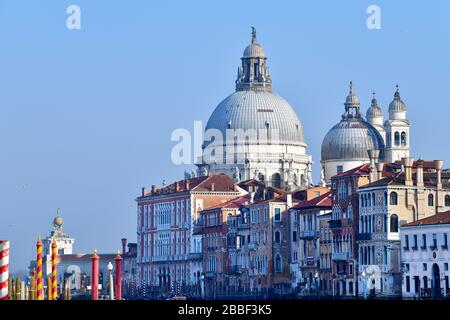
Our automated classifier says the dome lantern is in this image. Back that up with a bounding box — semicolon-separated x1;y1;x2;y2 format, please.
236;27;272;92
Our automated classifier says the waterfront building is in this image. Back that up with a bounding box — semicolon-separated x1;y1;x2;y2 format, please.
136;174;245;295
200;195;249;298
357;158;450;297
329;163;371;296
400;211;450;299
318;211;333;296
290;191;332;293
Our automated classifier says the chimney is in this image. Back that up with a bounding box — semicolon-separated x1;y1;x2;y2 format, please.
402;157;414;186
185;180;190;191
210;183;215;191
121;238;127;255
141;187;147;197
434;160;443;187
175;181;180;192
416;159;424;188
376;162;384;181
367;149;380;183
151;185;157;194
287;193;292;208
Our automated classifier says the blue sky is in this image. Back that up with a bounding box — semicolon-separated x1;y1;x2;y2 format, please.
1;0;450;271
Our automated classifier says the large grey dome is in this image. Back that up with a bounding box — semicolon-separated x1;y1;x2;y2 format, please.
205;90;305;146
321;118;385;161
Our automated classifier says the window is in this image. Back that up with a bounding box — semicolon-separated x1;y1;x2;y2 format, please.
272;173;282;189
444;233;448;250
406;276;410;292
390;192;398;205
384;192;388;206
292;231;297;242
274;230;281;244
401;132;407;146
413;234;418;250
428;194;434;207
432;233;437;249
394;131;400;146
275;254;282;272
390;214;399;233
404;235;409;250
337;165;343;174
445;195;450;207
423;263;427;271
274;208;281;221
444;263;449;271
422;234;427;250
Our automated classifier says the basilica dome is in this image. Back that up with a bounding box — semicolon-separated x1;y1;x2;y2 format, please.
321;118;385;161
205;90;305;146
199;28;312;189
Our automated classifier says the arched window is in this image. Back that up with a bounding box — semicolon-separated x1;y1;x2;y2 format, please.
390;192;398;205
390;214;399;233
428;194;434;207
394;132;400;146
445;195;450;207
272;173;281;188
384;192;388;206
274;230;281;244
275;254;282;272
401;132;407;146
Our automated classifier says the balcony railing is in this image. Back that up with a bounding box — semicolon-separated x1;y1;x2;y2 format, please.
205;271;216;279
411;245;418;251
187;252;202;260
329;220;342;229
356;233;371;241
429;245;438;251
299;230;319;239
332;252;349;261
442;244;449;250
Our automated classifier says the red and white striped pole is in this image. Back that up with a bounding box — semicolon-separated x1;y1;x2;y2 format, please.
36;235;43;300
0;240;10;300
51;240;58;300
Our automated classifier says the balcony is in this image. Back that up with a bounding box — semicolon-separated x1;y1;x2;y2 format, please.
187;252;202;260
429;245;438;251
329;220;342;229
205;271;216;279
442;244;448;251
356;233;371;241
420;245;427;251
247;243;257;250
299;230;319;239
332;252;349;261
403;246;410;252
411;245;418;251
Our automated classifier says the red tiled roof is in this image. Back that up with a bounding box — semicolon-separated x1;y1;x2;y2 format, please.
139;174;238;198
402;211;450;227
201;195;249;211
332;164;371;179
292;192;332;209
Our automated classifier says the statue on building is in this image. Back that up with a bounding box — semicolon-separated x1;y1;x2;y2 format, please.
319;168;327;187
201;167;208;177
233;166;241;182
191;169;197;178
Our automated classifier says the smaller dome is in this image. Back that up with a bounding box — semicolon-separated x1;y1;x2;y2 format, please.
54;216;63;227
243;43;265;58
389;87;406;112
344;81;360;107
366;94;383;118
243;27;266;58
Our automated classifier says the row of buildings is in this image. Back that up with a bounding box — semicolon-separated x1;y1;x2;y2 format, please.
135;156;450;298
